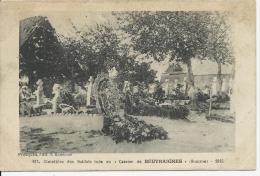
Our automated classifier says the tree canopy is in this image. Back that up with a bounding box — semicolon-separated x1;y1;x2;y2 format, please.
20;13;233;92
116;11;233;87
204;13;234;90
205;13;234;65
118;12;210;62
19;17;64;86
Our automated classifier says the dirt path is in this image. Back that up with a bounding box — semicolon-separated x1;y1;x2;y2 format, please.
20;112;234;153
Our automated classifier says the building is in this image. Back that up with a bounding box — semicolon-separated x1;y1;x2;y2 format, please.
160;61;233;93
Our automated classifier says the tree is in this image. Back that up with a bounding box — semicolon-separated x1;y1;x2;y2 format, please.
116;44;156;87
19;16;65;87
58;22;124;92
117;11;211;87
59;36;88;88
116;58;157;88
206;13;234;91
70;22;157;88
75;23;122;76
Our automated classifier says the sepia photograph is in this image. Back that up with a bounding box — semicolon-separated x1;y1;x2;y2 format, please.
19;11;236;153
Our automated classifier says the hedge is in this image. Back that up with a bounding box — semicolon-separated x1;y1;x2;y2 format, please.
127;101;189;119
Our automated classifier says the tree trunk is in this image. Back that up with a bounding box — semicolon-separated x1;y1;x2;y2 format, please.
217;62;222;92
186;59;194;88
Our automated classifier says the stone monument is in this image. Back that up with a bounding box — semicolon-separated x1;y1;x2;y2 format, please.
86;76;94;106
52;84;61;114
35;79;44;106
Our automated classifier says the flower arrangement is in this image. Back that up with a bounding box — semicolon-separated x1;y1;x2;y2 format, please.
127;100;190;119
124;90;190;119
94;74;168;144
103;114;168;144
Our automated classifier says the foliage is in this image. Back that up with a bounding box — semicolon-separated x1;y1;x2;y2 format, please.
204;13;234;91
131;62;156;86
41;76;65;98
168;84;189;100
206;114;234;123
118;12;211;61
74;92;87;108
205;13;234;65
196;90;230;104
117;11;212;85
196;91;210;102
115;53;157;88
196;102;210;113
212;91;230;103
69;23;122;76
126;92;190;119
60;23;158;89
59;36;90;83
20;18;125;89
20;17;158;95
99;80;123;116
153;85;165;103
93;73;123;116
19;17;65;87
197;91;230;112
103;114;168;144
131;103;190;119
19;101;33;116
166;62;183;72
60;81;76;107
94;73;168;144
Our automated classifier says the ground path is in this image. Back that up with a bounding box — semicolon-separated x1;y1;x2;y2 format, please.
20;111;234;153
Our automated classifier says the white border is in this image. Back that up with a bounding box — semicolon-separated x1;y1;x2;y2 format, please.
1;0;259;175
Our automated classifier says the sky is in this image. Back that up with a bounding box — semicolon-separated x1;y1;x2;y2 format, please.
48;12;114;38
47;13;233;80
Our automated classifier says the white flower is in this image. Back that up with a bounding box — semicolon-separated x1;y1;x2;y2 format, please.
114;117;120;122
116;122;123;127
144;128;150;133
142;132;147;136
35;43;40;48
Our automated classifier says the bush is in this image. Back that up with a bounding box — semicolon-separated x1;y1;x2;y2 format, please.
212;92;230;103
196;91;210;102
128;101;189;119
42;76;64;98
60;81;76;107
125;90;189;119
102;114;168;144
197;101;230;113
74;94;86;107
160;105;189;119
153;86;165;103
168;84;189;100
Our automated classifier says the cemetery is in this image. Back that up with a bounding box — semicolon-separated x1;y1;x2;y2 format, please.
19;13;235;153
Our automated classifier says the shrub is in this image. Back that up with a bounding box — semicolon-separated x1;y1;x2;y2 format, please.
196;91;210;102
74;94;86;107
125;90;190;119
197;101;230;113
160;105;190;119
212;92;230;103
153;86;165;103
60;81;76;107
128;101;189;119
42;76;64;98
168;84;189;100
